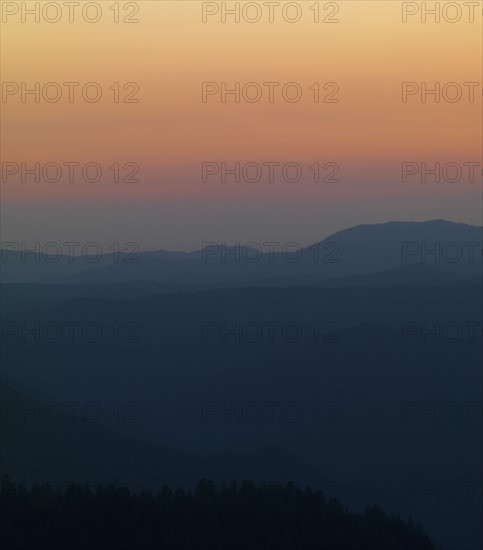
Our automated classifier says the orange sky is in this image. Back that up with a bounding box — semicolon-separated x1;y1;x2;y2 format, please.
0;1;481;248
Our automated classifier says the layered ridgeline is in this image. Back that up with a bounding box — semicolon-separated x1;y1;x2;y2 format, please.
1;220;481;285
0;478;436;550
1;219;481;550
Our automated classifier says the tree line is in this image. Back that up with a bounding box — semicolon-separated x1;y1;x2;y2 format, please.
0;477;437;550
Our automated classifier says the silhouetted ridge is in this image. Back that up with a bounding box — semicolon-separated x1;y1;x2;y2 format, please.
0;478;436;550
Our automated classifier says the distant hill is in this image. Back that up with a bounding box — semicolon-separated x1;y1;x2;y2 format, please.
1;220;480;284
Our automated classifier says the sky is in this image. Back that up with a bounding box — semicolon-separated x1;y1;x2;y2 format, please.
1;0;481;250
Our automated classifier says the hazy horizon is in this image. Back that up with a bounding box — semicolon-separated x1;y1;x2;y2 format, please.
2;1;481;249
2;202;481;251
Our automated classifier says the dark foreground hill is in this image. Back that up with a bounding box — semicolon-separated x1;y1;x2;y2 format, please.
0;478;436;550
1;280;481;550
